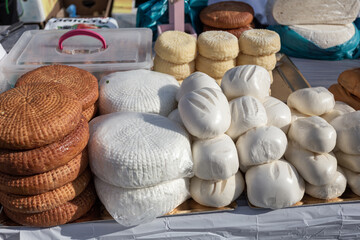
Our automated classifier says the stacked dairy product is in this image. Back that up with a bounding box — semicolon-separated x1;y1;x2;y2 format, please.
92;70;193;226
195;31;238;84
237;29;281;86
221;65;304;209
285;87;347;200
267;0;360;59
153;31;196;83
175;71;244;208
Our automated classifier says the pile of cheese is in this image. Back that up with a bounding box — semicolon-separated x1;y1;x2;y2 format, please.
92;69;193;226
153;29;280;84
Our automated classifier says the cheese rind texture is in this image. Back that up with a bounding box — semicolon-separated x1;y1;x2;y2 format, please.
236;126;287;168
99;70;179;116
330;111;360;155
263;96;291;133
305;167;347;200
176;72;221;102
178;87;231;139
285;141;337;186
334;151;360;173
239;29;281;56
321;101;355;123
95;177;190;226
221;65;271;101
89;112;193;188
289;24;355;49
192;134;239;181
288;116;337;154
287;87;335;116
227;96;267;140
153;56;195;80
237;53;276;71
269;0;360;25
190;171;245;208
154;31;197;64
246;159;305;209
198;31;239;61
196;55;236;79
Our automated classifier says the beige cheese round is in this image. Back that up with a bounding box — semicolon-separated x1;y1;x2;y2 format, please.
246;159;305;209
153;55;195;80
305;166;347;200
198;31;239;61
154;31;197;64
239;29;281;56
196;55;236;79
190;172;245;208
237;53;277;71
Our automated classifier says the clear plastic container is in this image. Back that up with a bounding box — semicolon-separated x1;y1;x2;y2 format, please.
1;28;153;87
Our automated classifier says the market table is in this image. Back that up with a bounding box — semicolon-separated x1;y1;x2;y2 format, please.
1;57;360;239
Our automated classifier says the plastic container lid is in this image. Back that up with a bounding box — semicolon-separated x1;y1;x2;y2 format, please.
2;28;153;84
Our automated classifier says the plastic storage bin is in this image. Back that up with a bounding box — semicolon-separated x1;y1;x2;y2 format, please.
1;28;153;87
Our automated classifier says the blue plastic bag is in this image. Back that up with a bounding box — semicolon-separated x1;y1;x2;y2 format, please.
136;0;207;41
268;24;360;60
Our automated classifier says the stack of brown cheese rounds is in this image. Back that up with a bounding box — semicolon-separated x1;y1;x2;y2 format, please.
237;29;281;86
153;31;197;83
200;1;254;38
329;68;360;110
16;65;99;122
0;81;96;227
196;31;239;84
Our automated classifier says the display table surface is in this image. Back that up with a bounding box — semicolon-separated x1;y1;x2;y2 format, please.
1;55;360;239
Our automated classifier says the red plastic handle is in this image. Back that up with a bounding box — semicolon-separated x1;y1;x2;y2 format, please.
58;29;107;50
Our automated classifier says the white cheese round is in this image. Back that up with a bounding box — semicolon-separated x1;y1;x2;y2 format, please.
95;176;190;227
226;96;267;140
263;96;291;133
321;101;355;123
221;65;271;101
192;134;239;181
89;112;193;188
342;167;360;196
178;87;231;139
287;87;335;116
236;126;287;168
284;141;337;186
288;116;337;154
305;166;347;200
190;171;245;208
99;69;179;116
290;108;309;123
334;151;360;173
330;111;360;155
246;159;305;209
167;108;184;127
176;71;221;102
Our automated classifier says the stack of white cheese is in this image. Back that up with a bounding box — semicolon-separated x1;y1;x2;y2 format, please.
90;70;194;226
174;71;245;208
268;0;360;50
221;65;304;209
285;87;349;200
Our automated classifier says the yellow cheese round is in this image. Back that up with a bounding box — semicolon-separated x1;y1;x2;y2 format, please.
196;55;236;79
239;29;280;56
153;55;195;80
237;53;276;71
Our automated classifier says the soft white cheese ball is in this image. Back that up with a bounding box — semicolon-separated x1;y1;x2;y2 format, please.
321;101;355;123
190;171;245;208
305;166;347;200
290;108;309;123
176;72;221;102
263;96;291;133
287;87;335;116
178;87;231;139
330;111;360;155
89;112;193;188
167;109;184;127
99;70;179;116
246;159;305;209
236;126;287;169
288;116;337;154
342;167;360;196
221;65;271;101
226;96;267;140
285;141;337;186
334;151;360;173
193;134;239;181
